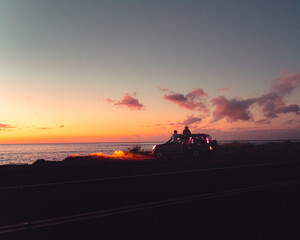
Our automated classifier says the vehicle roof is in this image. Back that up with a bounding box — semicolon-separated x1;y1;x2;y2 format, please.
191;133;210;136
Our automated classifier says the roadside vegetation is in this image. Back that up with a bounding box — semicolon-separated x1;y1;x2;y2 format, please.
27;141;300;165
214;141;300;162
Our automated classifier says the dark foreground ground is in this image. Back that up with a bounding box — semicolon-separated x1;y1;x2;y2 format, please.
0;142;300;240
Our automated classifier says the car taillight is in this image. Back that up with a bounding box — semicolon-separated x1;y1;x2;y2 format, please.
206;137;209;144
152;145;156;151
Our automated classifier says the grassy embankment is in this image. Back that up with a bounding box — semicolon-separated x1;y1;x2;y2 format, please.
214;141;300;162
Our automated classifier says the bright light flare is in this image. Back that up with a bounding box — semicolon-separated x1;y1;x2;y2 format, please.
90;150;130;159
70;150;151;161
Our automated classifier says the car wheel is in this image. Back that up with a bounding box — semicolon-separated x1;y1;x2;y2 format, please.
155;151;164;159
192;150;200;158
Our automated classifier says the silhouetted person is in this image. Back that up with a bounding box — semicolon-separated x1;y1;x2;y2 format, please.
169;130;179;143
181;126;191;153
183;126;191;140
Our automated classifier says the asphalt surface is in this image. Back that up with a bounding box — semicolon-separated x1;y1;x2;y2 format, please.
1;159;300;240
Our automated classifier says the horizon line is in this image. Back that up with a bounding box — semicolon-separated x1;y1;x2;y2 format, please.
1;139;300;145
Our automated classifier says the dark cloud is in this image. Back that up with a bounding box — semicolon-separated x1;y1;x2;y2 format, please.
271;72;300;95
255;72;300;118
159;72;299;123
0;124;15;131
111;94;145;111
164;88;209;113
256;118;272;125
283;119;300;125
211;96;256;121
181;115;202;125
154;115;202;131
257;93;299;118
186;88;208;99
212;72;300;122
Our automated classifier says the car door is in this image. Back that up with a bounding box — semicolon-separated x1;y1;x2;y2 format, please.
167;136;181;155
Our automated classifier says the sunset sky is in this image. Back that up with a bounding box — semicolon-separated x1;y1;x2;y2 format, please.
1;0;300;144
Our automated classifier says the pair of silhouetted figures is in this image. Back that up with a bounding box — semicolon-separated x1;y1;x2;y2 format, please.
169;126;191;153
169;126;191;147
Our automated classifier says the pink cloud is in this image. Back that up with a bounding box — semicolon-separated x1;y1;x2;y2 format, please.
212;93;300;122
283;119;299;125
212;72;300;122
164;88;209;113
181;115;202;125
256;72;300;118
271;72;300;95
0;123;15;131
217;87;231;91
257;93;300;119
154;115;202;130
158;86;169;92
256;118;272;125
106;98;115;103
211;96;256;121
186;88;208;99
113;94;145;111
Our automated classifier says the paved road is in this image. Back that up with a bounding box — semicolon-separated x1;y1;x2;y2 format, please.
1;160;300;240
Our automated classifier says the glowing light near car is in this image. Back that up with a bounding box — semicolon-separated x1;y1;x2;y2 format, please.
90;150;126;158
69;150;151;160
206;137;210;144
209;146;213;151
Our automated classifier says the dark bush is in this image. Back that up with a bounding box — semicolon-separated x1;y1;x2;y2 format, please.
127;144;143;153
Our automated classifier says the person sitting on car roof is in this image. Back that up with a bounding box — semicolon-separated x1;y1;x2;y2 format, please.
183;126;191;141
181;126;191;153
169;130;179;143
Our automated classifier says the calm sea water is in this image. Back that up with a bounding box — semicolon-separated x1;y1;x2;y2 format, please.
0;142;161;165
0;140;298;165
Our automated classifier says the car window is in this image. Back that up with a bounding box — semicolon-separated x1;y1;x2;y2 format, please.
195;135;205;141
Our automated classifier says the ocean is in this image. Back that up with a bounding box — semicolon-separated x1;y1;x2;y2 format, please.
0;140;298;165
0;142;161;165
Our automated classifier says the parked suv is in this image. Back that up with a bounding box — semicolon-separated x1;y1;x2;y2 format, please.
152;134;217;159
